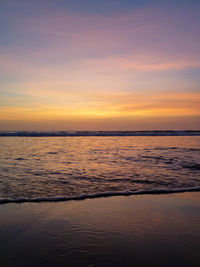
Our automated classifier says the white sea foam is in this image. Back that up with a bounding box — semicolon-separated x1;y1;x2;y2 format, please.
0;187;200;204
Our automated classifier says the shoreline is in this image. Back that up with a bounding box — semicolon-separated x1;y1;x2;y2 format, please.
1;186;200;204
0;192;199;267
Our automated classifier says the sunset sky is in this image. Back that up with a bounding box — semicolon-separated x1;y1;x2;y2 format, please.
0;0;200;130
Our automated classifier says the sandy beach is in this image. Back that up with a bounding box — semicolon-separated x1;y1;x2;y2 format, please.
0;192;199;267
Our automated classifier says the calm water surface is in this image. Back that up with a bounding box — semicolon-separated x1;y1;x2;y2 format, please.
0;136;200;201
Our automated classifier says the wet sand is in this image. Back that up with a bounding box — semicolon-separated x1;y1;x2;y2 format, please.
0;192;200;267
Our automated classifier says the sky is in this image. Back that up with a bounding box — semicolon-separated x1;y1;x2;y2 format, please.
0;0;200;131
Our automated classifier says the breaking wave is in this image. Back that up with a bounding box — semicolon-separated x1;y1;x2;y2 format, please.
0;186;200;204
0;130;200;137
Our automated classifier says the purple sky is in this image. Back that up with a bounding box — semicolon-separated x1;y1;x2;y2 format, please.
0;0;200;130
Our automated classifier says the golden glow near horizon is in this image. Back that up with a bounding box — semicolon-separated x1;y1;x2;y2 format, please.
1;91;199;120
0;1;200;130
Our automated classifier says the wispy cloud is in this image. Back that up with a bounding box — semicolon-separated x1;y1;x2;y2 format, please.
0;1;200;130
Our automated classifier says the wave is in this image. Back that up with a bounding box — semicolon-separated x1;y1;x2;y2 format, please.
182;164;200;170
0;186;200;204
0;131;200;137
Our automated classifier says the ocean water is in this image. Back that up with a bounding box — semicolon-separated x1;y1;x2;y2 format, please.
0;134;200;203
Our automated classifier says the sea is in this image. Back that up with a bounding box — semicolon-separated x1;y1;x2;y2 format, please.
0;131;200;203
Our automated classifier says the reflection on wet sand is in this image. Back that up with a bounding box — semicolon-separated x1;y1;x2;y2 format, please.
0;192;199;267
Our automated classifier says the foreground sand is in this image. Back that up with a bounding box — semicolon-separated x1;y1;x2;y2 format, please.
0;192;200;267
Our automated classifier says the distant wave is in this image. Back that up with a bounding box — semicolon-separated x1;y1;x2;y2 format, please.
182;164;200;170
0;131;200;137
1;187;200;204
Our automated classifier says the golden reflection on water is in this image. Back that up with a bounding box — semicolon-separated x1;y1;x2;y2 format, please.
0;136;199;199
